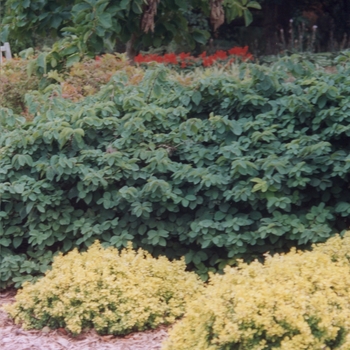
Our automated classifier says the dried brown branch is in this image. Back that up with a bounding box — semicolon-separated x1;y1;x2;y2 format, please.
141;0;161;33
210;0;225;34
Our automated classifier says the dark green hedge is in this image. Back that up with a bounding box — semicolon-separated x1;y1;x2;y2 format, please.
1;53;350;288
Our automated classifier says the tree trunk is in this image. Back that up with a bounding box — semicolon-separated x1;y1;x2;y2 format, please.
125;34;137;63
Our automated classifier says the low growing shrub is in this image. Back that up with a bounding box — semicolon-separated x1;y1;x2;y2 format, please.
0;53;141;116
0;58;40;116
3;241;203;335
49;54;143;101
162;232;350;350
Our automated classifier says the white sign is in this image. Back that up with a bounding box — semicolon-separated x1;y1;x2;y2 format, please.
0;42;12;63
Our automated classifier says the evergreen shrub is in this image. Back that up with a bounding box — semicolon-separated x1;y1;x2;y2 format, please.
3;241;203;335
1;54;350;288
162;232;350;350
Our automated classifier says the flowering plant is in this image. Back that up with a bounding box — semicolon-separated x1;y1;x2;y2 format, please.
134;46;253;68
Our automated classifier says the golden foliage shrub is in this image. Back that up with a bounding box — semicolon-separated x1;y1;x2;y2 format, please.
312;232;350;265
57;54;144;101
3;242;203;335
0;58;39;116
163;232;350;350
0;54;144;115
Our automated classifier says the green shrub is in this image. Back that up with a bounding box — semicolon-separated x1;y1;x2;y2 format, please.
3;241;203;335
1;53;350;288
162;232;350;350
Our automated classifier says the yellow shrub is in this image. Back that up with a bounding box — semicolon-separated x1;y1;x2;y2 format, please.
163;232;350;350
58;54;144;101
0;58;39;116
3;241;203;335
312;231;350;265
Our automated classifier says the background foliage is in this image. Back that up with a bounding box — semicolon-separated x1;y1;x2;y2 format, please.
1;51;350;288
0;0;260;60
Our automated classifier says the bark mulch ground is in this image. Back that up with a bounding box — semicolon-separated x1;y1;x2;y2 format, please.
0;289;169;350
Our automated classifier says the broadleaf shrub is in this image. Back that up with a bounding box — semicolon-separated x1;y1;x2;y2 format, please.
1;53;350;287
3;241;203;335
162;232;350;350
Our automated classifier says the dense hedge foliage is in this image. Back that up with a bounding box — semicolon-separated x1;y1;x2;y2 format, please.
1;52;350;288
3;241;203;335
162;232;350;350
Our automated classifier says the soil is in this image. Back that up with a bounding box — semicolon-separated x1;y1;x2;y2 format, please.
0;289;170;350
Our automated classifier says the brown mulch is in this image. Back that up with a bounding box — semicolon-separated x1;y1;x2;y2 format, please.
0;289;169;350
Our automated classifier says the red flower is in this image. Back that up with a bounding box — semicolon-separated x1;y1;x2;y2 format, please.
228;46;247;56
202;55;215;67
163;53;178;65
134;54;145;63
227;46;253;61
178;52;191;61
213;50;227;60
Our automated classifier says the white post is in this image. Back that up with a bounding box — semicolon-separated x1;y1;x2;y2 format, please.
0;42;12;63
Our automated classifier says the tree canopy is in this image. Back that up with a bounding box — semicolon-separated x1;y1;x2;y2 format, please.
0;0;261;57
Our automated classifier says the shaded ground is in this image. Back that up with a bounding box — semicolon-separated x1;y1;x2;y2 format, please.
0;290;169;350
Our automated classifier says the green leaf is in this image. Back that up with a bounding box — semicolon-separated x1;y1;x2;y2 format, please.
247;1;261;9
27;60;36;77
63;239;73;251
153;83;162;97
201;220;213;228
192;29;209;45
66;53;80;67
214;211;226;221
317;95;327;109
13;237;23;249
13;183;25;194
98;13;113;29
243;9;253;26
251;178;268;193
46;168;55;181
37;53;47;74
132;0;143;14
192;91;202;106
0;238;11;247
231;121;242;135
26;202;35;214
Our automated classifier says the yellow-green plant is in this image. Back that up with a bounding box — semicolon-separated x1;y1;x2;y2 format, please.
162;232;350;350
0;57;39;116
49;54;144;102
312;232;350;265
3;241;203;335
